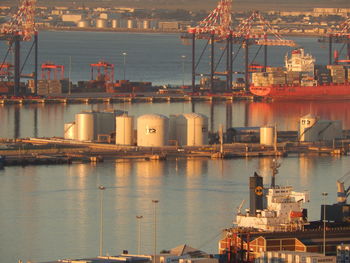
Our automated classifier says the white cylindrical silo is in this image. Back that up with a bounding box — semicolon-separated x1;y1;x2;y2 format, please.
111;19;119;28
64;122;76;140
96;19;107;28
176;113;208;146
77;20;89;28
127;19;134;29
116;114;134;145
299;114;318;142
75;112;96;141
260;126;275;146
143;20;150;29
137;114;169;147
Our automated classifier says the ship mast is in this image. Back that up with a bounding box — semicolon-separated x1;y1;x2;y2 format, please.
271;159;280;188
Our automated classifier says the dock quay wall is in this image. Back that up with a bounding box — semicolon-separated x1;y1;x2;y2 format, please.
0;138;348;167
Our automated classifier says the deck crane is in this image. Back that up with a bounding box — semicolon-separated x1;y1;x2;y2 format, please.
337;171;350;204
323;171;350;223
0;0;37;96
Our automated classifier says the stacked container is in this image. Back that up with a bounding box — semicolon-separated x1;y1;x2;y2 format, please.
286;71;301;85
315;65;331;85
48;80;62;94
327;65;346;84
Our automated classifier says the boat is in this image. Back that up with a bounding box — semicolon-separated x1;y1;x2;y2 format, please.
249;48;350;100
234;160;310;232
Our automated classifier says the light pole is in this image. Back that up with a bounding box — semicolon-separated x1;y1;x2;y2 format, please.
322;192;328;256
152;200;159;263
181;55;186;86
136;215;143;254
122;52;127;80
99;185;106;257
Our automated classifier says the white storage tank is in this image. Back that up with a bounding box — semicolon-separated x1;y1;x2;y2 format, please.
176;113;208;146
143;20;150;29
75;112;96;141
299;114;318;142
96;19;107;28
127;19;134;29
260;126;275;146
77;20;89;28
111;19;119;28
137;114;169;146
64;122;76;140
116;114;134;145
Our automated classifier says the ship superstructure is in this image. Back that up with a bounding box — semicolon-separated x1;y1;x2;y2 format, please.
285;48;315;74
235;166;309;232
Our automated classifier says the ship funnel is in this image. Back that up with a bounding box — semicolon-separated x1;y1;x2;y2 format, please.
249;172;264;216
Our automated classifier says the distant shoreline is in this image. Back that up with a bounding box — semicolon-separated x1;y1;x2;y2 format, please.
38;26;326;38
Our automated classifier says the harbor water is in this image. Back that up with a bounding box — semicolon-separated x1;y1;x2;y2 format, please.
0;32;350;263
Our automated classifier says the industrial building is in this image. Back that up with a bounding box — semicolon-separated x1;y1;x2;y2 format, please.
299;114;343;142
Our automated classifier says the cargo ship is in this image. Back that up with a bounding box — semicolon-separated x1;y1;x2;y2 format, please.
250;49;350;100
218;161;350;258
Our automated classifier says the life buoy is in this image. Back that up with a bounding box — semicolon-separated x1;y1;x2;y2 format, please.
255;186;263;196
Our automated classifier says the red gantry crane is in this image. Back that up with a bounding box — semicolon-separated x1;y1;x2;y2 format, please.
184;0;297;92
41;63;65;80
0;0;37;96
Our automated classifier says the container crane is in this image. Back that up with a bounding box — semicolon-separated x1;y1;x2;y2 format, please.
0;0;37;96
318;17;350;65
183;0;297;93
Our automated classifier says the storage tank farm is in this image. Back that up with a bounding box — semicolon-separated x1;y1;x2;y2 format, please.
116;114;134;145
260;126;275;146
175;113;208;146
137;114;169;147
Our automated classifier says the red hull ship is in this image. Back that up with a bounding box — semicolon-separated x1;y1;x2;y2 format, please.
250;83;350;100
249;48;350;100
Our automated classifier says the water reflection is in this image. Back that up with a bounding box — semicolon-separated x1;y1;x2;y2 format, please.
248;101;350;130
185;159;208;177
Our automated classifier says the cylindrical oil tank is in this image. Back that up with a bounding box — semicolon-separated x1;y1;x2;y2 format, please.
260;126;275;146
111;19;119;28
77;20;89;28
137;114;169;147
64;122;76;140
127;19;134;29
299;114;318;142
143;20;150;29
96;111;116;136
96;19;107;28
176;113;208;146
75;112;96;141
116;114;134;145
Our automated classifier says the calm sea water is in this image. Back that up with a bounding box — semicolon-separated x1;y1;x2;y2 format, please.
0;32;350;263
